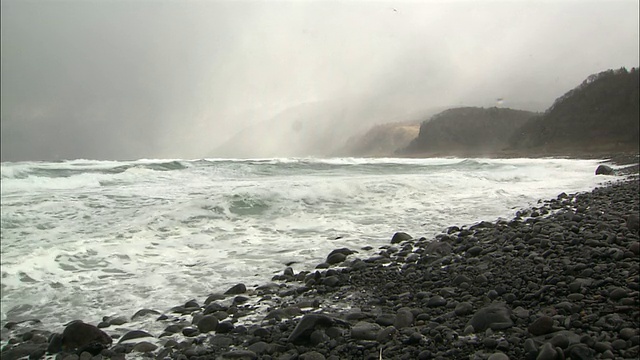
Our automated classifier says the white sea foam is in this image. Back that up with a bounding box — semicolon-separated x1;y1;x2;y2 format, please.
0;157;617;333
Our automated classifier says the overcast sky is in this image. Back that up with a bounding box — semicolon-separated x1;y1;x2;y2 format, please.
1;0;638;161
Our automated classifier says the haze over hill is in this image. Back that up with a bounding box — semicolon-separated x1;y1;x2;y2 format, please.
1;0;638;161
509;67;640;154
342;67;639;158
400;107;537;156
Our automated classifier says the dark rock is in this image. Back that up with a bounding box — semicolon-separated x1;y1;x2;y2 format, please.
467;246;483;256
536;342;557;360
528;316;554;336
427;295;447;307
132;342;157;353
205;293;225;304
118;330;154;343
184;299;200;308
224;283;247;295
60;321;112;354
376;326;397;343
391;232;412;244
216;322;234;334
620;328;637;340
393;309;414;329
626;214;639;233
1;343;48;360
595;165;615;175
131;309;161;320
567;344;594;360
609;287;628;300
299;351;326;360
219;350;258;359
487;353;510;360
350;321;381;340
181;328;199;337
467;303;513;332
454;302;473;316
287;314;335;343
196;315;218;333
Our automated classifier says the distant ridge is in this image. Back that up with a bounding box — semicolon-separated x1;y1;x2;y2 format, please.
400;107;537;156
508;67;639;154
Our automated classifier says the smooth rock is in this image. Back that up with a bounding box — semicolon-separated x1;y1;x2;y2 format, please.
350;321;382;340
528;316;554;336
61;321;112;354
391;232;412;244
467;303;513;331
287;314;335;343
196;315;219;333
224;283;247;295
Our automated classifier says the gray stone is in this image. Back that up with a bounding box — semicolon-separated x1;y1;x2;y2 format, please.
454;302;473;316
224;283;247;295
132;341;158;352
196;315;219;333
62;321;113;354
118;330;154;343
427;295;447;307
487;353;509;360
287;314;335;343
350;321;382;340
595;165;614;175
467;303;513;332
536;342;557;360
528;316;554;336
393;309;414;329
391;232;412;244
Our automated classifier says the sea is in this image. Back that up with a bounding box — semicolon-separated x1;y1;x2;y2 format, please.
0;157;620;334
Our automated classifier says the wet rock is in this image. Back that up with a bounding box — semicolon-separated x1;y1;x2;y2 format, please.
224;283;247;295
528;316;554;336
299;350;326;360
595;164;614;175
467;303;513;332
488;353;510;360
287;314;335;343
118;330;154;343
350;321;381;340
131;308;161;320
216;321;234;334
196;315;219;333
536;342;557;360
393;309;414;329
391;232;412;244
60;321;112;354
1;343;48;360
453;301;473;316
132;342;157;353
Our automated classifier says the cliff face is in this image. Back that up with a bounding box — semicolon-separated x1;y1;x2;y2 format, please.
335;122;420;157
401;107;537;155
509;68;639;153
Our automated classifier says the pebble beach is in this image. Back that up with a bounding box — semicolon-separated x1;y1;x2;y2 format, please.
1;162;639;360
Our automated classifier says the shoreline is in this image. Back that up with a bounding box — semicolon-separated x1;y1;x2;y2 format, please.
1;173;638;359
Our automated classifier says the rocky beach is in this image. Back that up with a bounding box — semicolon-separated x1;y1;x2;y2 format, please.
1;161;639;360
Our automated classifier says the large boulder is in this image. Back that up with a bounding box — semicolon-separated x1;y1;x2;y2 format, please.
467;303;513;332
59;321;112;355
287;314;336;344
595;164;615;175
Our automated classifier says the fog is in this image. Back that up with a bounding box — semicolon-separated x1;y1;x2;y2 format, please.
1;0;638;161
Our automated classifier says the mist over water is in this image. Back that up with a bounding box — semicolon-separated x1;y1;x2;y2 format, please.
1;0;639;161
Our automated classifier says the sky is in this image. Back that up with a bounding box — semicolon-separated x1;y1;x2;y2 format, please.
1;0;638;161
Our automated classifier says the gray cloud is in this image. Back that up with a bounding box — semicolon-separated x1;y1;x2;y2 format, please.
1;0;638;161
